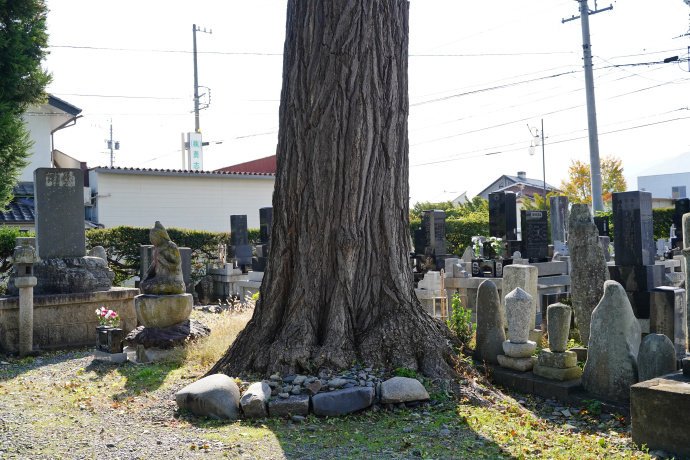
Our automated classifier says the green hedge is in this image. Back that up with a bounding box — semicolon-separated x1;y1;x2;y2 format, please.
85;226;260;286
410;212;489;257
652;207;674;241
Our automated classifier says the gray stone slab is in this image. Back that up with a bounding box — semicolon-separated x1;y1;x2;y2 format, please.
550;195;569;244
612;191;655;266
268;393;310;417
533;363;582;381
538;349;577;368
34;168;86;259
650;286;687;356
312;386;375;416
241;382;271;419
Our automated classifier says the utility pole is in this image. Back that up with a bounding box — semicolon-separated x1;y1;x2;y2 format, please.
192;24;212;133
563;1;612;213
105;119;119;167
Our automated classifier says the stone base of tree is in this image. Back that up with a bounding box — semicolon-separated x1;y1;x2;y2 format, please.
125;319;210;349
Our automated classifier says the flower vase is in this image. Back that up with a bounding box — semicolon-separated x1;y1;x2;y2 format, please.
96;326;124;354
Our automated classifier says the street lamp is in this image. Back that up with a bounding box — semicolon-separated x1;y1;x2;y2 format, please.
527;119;547;211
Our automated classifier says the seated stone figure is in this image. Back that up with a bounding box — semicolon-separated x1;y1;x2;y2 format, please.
140;221;185;295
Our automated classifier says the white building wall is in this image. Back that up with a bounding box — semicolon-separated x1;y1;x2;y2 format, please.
19;115;52;181
638;172;690;199
90;171;274;231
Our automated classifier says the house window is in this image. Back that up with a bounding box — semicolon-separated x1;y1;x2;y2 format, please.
672;186;686;199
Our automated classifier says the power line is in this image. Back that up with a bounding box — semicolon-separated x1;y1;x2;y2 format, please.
410;115;690;167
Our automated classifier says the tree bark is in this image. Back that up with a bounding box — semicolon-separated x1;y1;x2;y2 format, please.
208;0;459;378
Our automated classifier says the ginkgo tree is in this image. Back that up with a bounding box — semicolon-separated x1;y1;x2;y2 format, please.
560;155;627;204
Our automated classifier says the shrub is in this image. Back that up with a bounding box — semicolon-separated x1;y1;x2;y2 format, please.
85;226;258;286
447;293;475;348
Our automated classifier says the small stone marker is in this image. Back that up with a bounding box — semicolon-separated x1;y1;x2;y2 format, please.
637;334;677;382
568;203;609;346
501;264;539;332
582;281;641;402
497;288;537;372
533;303;582;381
474;280;506;365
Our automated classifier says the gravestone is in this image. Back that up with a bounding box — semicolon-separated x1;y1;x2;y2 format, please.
474;280;506;365
497;288;538;372
228;215;252;271
637;333;677;382
415;210;449;271
549;195;569;244
489;191;517;241
609;191;666;332
533;303;582;381
421;210;447;256
582;281;641;403
34;168;85;259
674;198;690;249
684;213;690;350
568;203;609;346
521;210;548;260
593;215;609;237
612;191;654;266
656;239;668;258
253;207;272;272
650;286;687;356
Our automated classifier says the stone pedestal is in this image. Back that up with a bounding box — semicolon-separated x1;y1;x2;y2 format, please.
134;294;193;328
533;349;582;381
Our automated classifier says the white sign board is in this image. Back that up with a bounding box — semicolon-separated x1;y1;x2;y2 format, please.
187;132;203;171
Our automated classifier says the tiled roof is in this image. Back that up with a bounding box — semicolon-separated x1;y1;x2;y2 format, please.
91;166;274;177
12;182;34;196
0;197;35;223
215;155;276;174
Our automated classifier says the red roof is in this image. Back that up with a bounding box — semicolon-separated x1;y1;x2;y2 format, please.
215;155;276;174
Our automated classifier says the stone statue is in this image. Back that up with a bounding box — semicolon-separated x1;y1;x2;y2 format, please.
140;222;185;295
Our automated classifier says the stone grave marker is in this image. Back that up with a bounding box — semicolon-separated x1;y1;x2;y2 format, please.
228;215;252;270
34;168;86;259
253;207;273;272
421;210;447;256
650;286;687;356
593;215;609;237
656;239;668;258
521;210;548;260
612;191;655;266
549;195;569;244
674;198;690;248
489;191;517;241
568;203;609;347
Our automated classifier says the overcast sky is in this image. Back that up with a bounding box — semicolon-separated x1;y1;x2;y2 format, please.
41;0;690;205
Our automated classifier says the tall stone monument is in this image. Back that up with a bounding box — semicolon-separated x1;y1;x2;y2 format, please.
549;195;569;245
521;210;548;261
608;191;667;339
474;280;506;365
673;198;690;249
228;215;252;272
8;168;114;295
414;210;449;271
489;191;517;242
568;203;609;346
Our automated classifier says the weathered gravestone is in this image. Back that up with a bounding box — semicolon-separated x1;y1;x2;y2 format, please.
568;203;609;346
497;288;537;372
474;280;506;365
637;333;677;382
549;195;569;245
650;286;687;357
521;210;548;261
252;207;272;272
533;303;582;381
228;215;252;271
501;265;539;333
582;280;641;402
489;191;517;242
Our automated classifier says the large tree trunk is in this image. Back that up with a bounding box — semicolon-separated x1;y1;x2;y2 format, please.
209;0;459;378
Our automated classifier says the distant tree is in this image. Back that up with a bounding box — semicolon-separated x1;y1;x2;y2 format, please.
560;155;626;204
0;0;52;208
